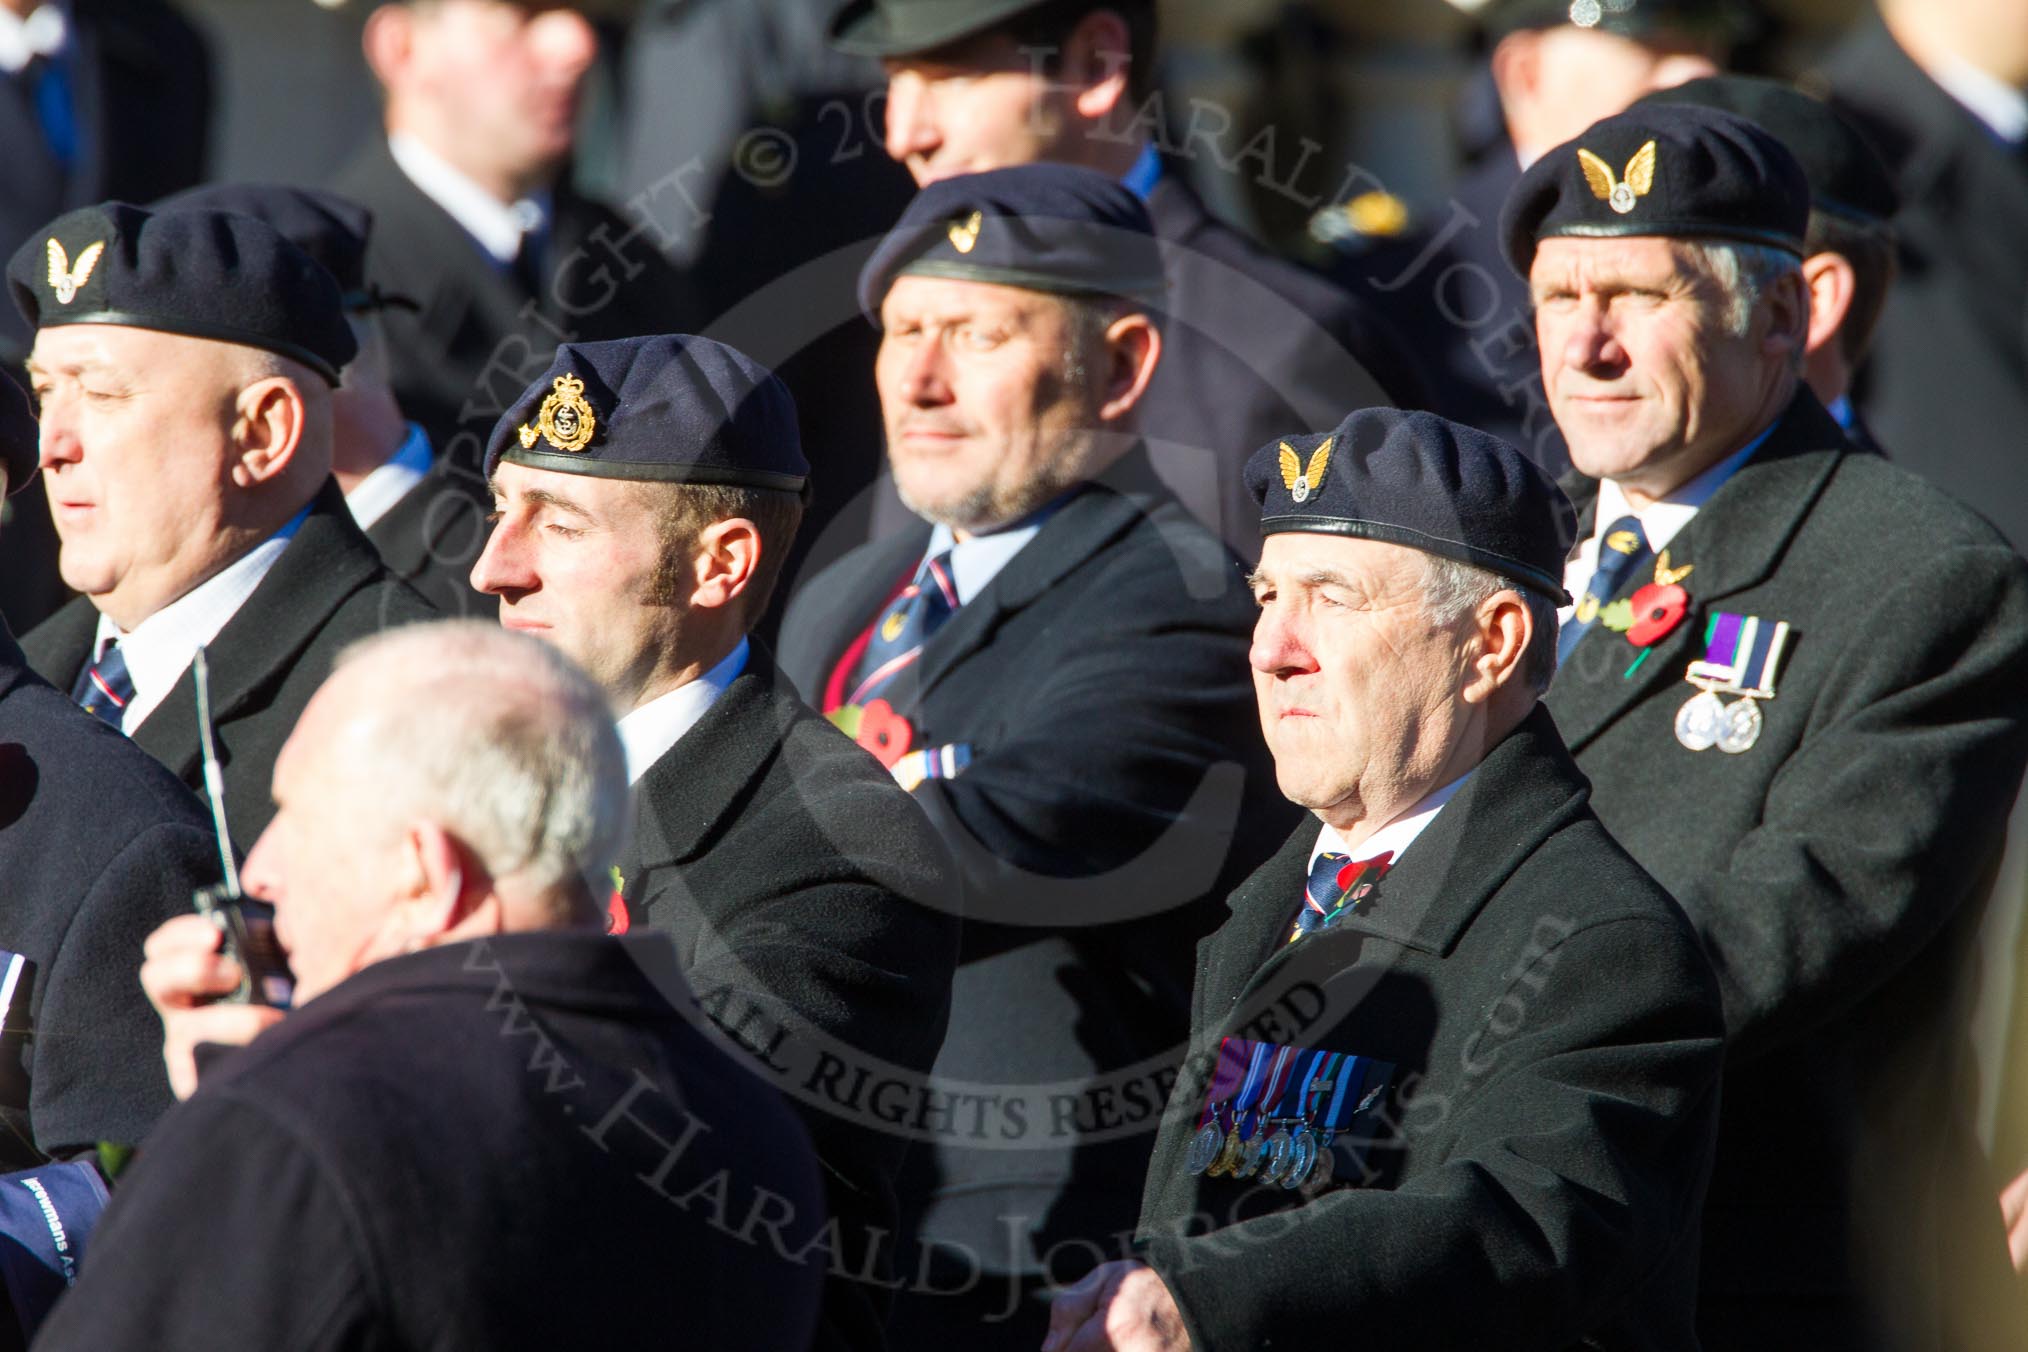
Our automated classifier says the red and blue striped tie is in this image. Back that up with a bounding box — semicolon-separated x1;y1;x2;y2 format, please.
71;639;133;729
843;550;959;708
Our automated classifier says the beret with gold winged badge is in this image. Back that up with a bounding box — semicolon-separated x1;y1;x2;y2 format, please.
1498;102;1810;277
1245;407;1576;605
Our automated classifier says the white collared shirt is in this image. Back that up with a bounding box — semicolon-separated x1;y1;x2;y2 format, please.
1927;48;2028;145
344;422;433;531
616;638;749;784
1306;772;1470;875
1558;424;1774;627
92;507;309;732
0;3;65;76
387;133;549;266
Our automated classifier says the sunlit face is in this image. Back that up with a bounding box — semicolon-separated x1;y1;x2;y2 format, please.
29;325;258;628
402;0;597;186
1248;534;1474;831
1531;235;1774;496
470;461;683;711
242;674;410;1005
881;35;1078;185
1520;26;1719;153
876;273;1106;532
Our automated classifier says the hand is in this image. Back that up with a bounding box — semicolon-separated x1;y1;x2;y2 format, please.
140;914;286;1099
1042;1260;1191;1352
2001;1163;2028;1273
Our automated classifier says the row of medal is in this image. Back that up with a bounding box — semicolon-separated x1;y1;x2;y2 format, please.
1184;1039;1391;1192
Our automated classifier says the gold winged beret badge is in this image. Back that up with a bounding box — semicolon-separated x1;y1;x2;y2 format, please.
1577;140;1658;216
517;373;598;454
46;238;105;306
947;210;983;254
1277;436;1334;504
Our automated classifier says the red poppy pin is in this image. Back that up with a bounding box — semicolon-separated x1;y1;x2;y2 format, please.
1625;582;1689;647
854;699;915;769
606;865;630;935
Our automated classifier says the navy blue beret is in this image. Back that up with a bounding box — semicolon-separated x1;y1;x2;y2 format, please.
858;163;1165;321
0;370;35;499
1636;76;1898;226
1246;408;1576;605
156;183;376;303
1482;0;1751;41
1499;103;1811;277
484;335;809;495
7;202;357;384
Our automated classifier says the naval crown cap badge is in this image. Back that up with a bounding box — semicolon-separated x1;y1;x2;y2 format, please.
1577;140;1658;216
1277;436;1334;505
46;238;105;306
517;372;597;453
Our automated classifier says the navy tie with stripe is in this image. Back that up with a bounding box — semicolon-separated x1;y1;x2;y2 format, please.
1558;514;1652;663
72;640;133;729
843;550;959;708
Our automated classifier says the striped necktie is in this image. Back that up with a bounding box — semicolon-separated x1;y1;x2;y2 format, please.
1289;850;1393;943
1558;514;1652;662
71;639;133;729
842;550;959;708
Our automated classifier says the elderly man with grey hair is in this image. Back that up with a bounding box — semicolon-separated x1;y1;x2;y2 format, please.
1511;103;2028;1350
33;622;828;1352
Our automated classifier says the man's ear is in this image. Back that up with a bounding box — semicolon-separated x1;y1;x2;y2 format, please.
1463;589;1532;704
1762;264;1813;362
1096;312;1161;423
229;377;306;488
1488;31;1543;113
362;4;415;91
1800;251;1855;359
689;516;763;613
400;819;482;940
1063;9;1134;122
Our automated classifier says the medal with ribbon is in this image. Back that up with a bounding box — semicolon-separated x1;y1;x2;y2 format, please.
1288;1054;1394;1191
1204;1041;1272;1177
1234;1045;1300;1179
1280;1051;1341;1190
1674;611;1790;754
1258;1050;1330;1186
1184;1038;1249;1177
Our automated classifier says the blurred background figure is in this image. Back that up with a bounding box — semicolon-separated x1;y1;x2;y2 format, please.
1329;0;1740;475
0;0;212;639
332;0;698;464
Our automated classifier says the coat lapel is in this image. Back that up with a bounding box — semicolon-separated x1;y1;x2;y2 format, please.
132;482;390;780
1550;391;1848;754
625;658;796;869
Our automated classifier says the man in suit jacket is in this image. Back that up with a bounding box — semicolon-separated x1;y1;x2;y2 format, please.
1046;407;1725;1352
0;0;213;637
470;333;957;1352
830;0;1423;560
776;164;1294;1349
1512;103;2028;1350
157;182;496;619
0;369;218;1174
1818;0;2028;551
334;1;700;467
43;623;827;1352
10;202;436;846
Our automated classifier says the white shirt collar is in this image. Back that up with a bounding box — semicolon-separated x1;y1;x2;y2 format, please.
344;422;432;531
616;638;749;784
0;4;67;76
1926;48;2028;145
1306;771;1470;873
1560;421;1773;621
93;506;310;733
387;132;550;266
922;497;1071;605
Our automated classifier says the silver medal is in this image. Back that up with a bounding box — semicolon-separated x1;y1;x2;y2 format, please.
1185;1122;1223;1176
1235;1126;1271;1179
1258;1127;1294;1185
1717;697;1763;754
1674;688;1725;751
1281;1128;1317;1190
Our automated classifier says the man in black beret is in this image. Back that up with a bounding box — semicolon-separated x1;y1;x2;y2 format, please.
1510;102;2028;1350
334;1;700;465
1328;0;1737;474
470;332;957;1352
830;0;1425;563
157;182;496;617
11;201;438;846
1636;75;1900;453
1046;406;1725;1352
777;163;1295;1350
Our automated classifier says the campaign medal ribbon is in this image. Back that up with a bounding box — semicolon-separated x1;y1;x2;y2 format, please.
1279;1051;1341;1191
1235;1046;1301;1179
1259;1050;1330;1186
1675;611;1790;754
1205;1041;1272;1177
1185;1038;1249;1177
1304;1056;1395;1191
